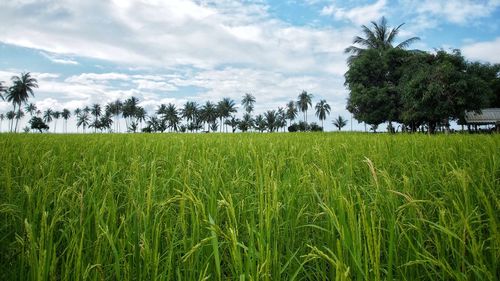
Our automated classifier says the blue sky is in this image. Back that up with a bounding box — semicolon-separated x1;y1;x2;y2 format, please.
1;0;499;132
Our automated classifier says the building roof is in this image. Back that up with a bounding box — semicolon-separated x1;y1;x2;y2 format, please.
465;108;500;124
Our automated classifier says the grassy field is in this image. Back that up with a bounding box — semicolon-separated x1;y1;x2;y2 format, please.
0;133;498;280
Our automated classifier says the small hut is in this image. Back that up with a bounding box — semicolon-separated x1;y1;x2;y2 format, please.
465;108;500;132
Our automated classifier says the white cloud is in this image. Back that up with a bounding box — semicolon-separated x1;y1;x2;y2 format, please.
402;0;500;25
462;37;500;63
321;0;387;25
40;52;79;65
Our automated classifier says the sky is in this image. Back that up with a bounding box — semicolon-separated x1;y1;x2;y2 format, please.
0;0;499;132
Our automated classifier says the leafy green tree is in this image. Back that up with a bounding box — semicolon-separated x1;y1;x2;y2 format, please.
346;48;410;128
315;100;331;129
29;116;49;133
345;17;419;64
333;115;348;131
6;72;38;132
297;90;313;122
400;50;491;133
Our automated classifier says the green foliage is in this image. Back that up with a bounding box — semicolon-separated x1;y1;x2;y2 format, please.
0;133;498;280
28;116;49;133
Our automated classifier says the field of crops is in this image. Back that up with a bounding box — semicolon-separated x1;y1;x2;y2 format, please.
0;133;498;280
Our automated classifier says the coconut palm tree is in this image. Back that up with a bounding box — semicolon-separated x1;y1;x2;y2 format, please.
0;113;4;132
286;100;298;127
25;103;37;116
43;109;54;128
77;112;90;133
241;93;256;114
6;72;38;132
135;107;147;131
122;96;139;129
0;81;6;100
264;110;279;132
217;97;237;132
315;100;331;129
165;103;179;132
105;100;122;132
345;17;420;64
200;101;217;131
239;113;254;132
181;101;199;132
90;104;102;132
52;111;61;133
333;115;348;131
15;110;25;132
61;109;71;133
225;115;240;133
6;111;15;132
254;114;266;132
297;90;313;123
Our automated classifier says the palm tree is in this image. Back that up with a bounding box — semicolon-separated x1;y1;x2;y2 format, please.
135;107;147;131
225;115;240;133
0;81;6;100
297;90;313;123
254;114;266;132
239;113;254;132
345;17;420;64
241;93;256;114
264;110;278;132
25;103;37;116
122;96;139;129
201;101;217;131
43;109;54;129
286;100;298;127
52;111;61;133
0;113;4;132
315;100;331;129
6;111;15;132
105;100;122;132
181;101;199;132
165;103;179;132
277;107;287;132
61;109;71;133
217;98;237;132
6;72;38;132
77;112;90;133
15;110;25;132
90;104;102;132
74;108;82;133
333;115;348;131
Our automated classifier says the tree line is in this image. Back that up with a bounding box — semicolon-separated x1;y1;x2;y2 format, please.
344;17;500;133
0;77;349;133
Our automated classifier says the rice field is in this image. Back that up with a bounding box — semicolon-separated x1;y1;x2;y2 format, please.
0;133;499;280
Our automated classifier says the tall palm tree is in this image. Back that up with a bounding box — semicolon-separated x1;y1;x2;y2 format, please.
105;99;122;132
201;101;217;131
345;17;420;64
264;110;278;132
254;114;266;132
74;108;82;133
297;90;313;123
0;113;4;132
61;109;71;133
165;103;179;132
122;96;139;129
217;98;237;132
90;104;101;132
77;112;90;133
24;103;37;116
0;81;6;100
135;107;147;131
43;109;54;130
333;115;348;131
52;111;61;133
239;113;254;132
241;93;256;114
181;101;199;132
6;72;38;132
315;100;331;129
286;100;298;126
6;111;15;132
15;110;24;132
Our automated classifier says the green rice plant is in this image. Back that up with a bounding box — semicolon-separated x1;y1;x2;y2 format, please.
0;133;498;280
